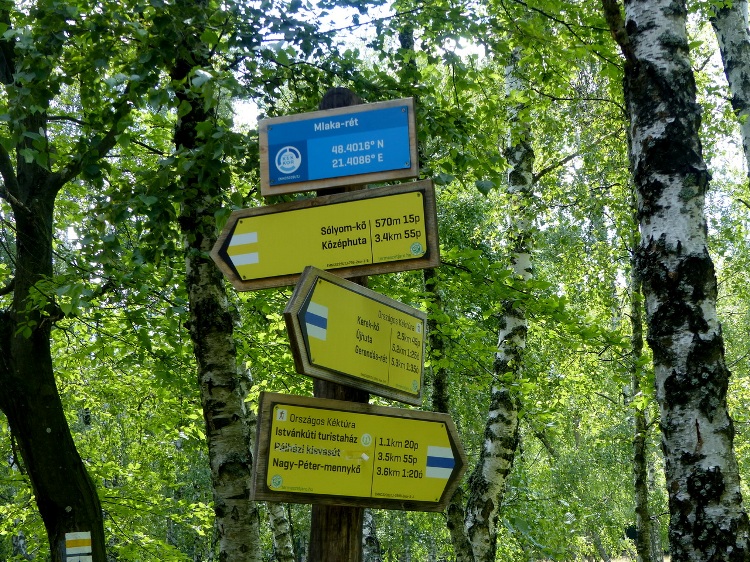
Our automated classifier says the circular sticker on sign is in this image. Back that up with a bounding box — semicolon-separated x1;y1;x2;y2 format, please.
412;380;419;391
416;322;423;334
360;433;372;447
271;475;283;488
275;146;302;174
410;242;424;256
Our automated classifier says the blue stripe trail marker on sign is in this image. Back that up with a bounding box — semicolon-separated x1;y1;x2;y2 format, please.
426;446;456;479
284;267;428;405
305;302;328;341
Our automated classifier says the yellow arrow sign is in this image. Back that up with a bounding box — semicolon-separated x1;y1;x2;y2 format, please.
210;180;439;291
285;267;426;405
252;393;467;511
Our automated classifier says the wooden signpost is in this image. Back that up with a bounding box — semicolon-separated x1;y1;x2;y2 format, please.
211;90;464;561
259;98;419;196
210;180;439;291
284;267;426;405
252;392;467;512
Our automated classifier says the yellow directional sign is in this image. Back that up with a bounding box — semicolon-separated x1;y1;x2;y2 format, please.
210;180;439;291
285;267;426;405
252;393;467;511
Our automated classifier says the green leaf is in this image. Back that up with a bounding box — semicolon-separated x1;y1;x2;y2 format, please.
199;29;219;46
138;195;159;206
19;148;35;164
177;100;192;118
475;179;495;195
434;173;455;185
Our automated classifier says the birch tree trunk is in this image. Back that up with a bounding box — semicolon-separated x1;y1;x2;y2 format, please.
362;509;383;562
169;1;262;559
602;0;750;558
711;0;750;181
267;502;295;562
463;48;533;562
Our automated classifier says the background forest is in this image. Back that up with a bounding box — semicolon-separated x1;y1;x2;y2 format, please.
0;0;749;559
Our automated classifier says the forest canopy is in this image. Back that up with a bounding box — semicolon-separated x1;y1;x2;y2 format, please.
1;0;749;560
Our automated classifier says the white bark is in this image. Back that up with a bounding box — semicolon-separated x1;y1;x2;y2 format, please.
604;0;750;557
362;509;382;562
711;0;750;179
267;502;295;562
185;246;262;562
463;47;533;562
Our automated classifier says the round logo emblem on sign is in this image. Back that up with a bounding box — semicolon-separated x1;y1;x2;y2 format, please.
360;433;372;447
410;242;424;256
271;475;283;488
275;146;302;174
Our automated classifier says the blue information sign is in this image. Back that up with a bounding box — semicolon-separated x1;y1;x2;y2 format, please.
261;100;416;194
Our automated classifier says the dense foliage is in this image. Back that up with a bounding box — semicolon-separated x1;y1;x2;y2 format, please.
1;0;749;559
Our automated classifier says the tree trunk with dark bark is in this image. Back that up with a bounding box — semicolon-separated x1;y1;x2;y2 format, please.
307;87;368;562
0;6;112;556
3;200;107;561
629;245;656;562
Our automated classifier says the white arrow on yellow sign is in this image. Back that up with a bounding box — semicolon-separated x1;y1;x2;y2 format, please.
210;180;439;291
252;392;467;512
285;267;426;405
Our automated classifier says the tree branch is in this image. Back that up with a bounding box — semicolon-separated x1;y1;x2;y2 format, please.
501;0;621;68
529;423;560;460
533;152;580;184
600;0;636;65
49;95;133;196
595;391;620;405
47;115;165;156
0;143;20;200
526;83;627;114
533;131;621;183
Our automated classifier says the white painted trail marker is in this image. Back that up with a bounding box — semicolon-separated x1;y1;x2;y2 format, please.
65;531;92;562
